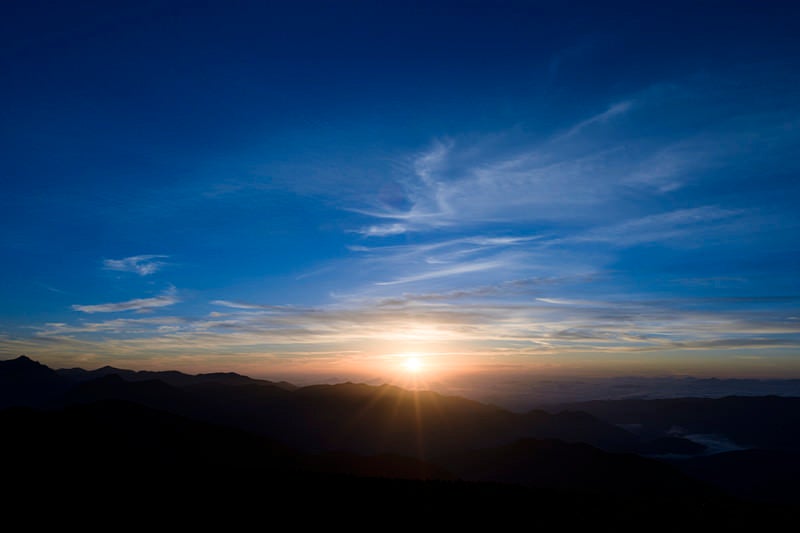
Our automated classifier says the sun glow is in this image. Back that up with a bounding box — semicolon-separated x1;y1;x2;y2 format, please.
402;356;424;373
384;351;447;390
392;353;432;390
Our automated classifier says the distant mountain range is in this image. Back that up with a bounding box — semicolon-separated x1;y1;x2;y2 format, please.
0;355;679;455
543;396;800;506
1;355;798;527
545;396;800;452
475;375;800;409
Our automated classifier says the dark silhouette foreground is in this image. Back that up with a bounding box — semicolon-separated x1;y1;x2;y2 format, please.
1;356;797;529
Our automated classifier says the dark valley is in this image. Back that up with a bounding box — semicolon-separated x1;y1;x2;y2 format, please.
1;355;796;528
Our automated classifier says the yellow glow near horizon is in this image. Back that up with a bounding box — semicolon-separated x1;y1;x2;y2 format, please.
390;352;434;390
402;355;424;373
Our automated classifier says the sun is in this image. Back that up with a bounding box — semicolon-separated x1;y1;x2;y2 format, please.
389;352;437;390
402;356;424;373
387;351;439;384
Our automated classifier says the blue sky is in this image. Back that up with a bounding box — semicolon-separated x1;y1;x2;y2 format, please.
2;1;799;384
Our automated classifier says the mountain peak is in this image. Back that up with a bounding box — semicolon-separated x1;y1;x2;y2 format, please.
5;354;37;365
0;355;54;374
0;356;66;407
96;365;124;372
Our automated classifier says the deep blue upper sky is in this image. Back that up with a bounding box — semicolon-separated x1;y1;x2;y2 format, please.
2;1;799;382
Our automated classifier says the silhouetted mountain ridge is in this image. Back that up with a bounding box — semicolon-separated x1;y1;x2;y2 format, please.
0;356;768;458
547;396;800;451
437;438;720;500
1;398;781;530
0;357;641;455
676;449;800;505
0;355;71;407
3;355;800;514
57;362;297;390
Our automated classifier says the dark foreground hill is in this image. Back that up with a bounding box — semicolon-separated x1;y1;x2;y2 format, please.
676;449;800;505
542;395;800;506
0;399;782;530
1;355;799;524
546;396;800;452
1;356;651;455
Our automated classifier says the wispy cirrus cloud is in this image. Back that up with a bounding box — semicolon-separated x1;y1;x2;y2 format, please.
211;300;310;312
349;234;542;263
553;100;634;142
375;259;510;286
36;316;186;336
366;275;598;307
357;223;409;237
350;100;640;236
344;234;552;290
349;77;798;242
8;291;799;376
561;206;746;247
103;254;169;276
345;204;749;301
72;286;179;314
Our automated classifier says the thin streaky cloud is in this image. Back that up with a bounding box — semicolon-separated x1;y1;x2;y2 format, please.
35;316;186;336
350;234;542;256
560;206;745;247
553;100;634;142
371;275;592;307
103;254;170;276
12;297;800;357
350;103;638;233
358;223;409;237
413;139;451;187
346;207;424;220
36;282;67;294
375;259;509;286
72;286;179;314
211;300;310;312
348;84;782;237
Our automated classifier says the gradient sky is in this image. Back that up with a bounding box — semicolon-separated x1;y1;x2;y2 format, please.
2;1;799;384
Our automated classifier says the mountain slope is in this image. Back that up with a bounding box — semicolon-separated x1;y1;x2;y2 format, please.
1;357;795;528
0;401;784;532
677;449;800;504
0;399;773;530
0;355;71;408
57;364;296;389
438;438;718;499
51;370;642;456
547;396;800;451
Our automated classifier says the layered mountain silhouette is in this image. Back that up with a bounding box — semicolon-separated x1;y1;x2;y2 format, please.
5;356;649;455
1;355;797;527
57;362;297;390
546;396;800;451
543;396;800;505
